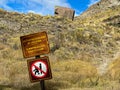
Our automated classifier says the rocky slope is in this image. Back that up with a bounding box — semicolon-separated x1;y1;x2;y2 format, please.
76;0;120;74
0;0;120;75
80;0;120;18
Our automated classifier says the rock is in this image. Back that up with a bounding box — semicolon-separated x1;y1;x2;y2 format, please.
80;0;120;18
54;6;75;20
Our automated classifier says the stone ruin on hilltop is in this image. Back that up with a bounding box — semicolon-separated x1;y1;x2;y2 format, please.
54;6;75;20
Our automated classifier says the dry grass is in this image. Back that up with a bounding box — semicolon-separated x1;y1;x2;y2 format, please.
1;48;120;90
0;6;120;90
48;59;98;89
107;56;120;80
0;48;98;89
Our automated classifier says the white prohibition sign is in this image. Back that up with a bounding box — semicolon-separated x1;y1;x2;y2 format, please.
31;60;48;78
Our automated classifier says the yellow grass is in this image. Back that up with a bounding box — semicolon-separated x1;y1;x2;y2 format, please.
107;56;120;80
0;44;120;90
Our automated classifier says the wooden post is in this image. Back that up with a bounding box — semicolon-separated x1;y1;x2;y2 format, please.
40;80;45;90
35;55;46;90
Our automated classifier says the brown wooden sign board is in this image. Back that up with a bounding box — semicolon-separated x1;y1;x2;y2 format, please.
27;56;52;82
20;31;50;58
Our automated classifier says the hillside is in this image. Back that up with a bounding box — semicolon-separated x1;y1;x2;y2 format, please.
0;0;120;90
80;0;120;18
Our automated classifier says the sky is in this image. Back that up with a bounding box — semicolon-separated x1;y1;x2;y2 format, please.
0;0;100;16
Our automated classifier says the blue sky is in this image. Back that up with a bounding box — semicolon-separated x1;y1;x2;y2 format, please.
0;0;100;16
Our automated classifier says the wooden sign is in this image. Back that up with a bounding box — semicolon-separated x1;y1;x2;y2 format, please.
20;31;50;58
27;56;52;82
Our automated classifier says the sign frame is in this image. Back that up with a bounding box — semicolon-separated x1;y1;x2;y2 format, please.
20;31;50;58
27;56;52;83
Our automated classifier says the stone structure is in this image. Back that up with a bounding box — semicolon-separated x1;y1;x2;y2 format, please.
54;6;75;20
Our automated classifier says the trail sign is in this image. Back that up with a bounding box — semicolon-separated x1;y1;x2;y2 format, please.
20;31;50;58
27;56;52;82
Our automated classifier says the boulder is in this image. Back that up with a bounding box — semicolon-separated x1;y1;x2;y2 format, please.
54;6;75;20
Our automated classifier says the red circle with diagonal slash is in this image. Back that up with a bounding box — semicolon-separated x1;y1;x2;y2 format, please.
30;60;48;78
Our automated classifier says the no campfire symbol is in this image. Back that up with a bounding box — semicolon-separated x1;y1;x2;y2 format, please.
27;56;52;82
31;61;47;78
